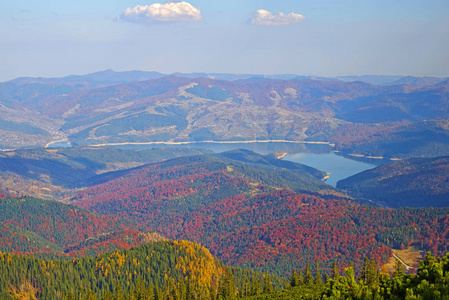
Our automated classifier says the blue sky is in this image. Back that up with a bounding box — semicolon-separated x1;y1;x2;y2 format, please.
1;0;448;81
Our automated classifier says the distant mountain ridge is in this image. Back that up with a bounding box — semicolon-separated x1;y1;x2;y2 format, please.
6;69;447;86
1;70;449;158
6;69;166;88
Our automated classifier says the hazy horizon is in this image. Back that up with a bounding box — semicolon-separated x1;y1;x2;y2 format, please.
3;68;448;83
2;0;449;81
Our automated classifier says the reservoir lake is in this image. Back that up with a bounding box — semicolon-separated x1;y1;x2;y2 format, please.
106;141;382;187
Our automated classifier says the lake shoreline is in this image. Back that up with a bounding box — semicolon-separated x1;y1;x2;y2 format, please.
86;139;335;147
45;139;70;148
28;139;379;187
334;150;402;162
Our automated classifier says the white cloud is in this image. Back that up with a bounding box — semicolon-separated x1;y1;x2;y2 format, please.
251;9;305;26
118;1;202;23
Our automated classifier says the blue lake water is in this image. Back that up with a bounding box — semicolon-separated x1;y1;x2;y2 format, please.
284;152;377;186
109;141;380;187
47;140;380;186
47;141;72;148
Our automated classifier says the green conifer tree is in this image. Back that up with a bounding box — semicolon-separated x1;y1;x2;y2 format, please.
304;263;314;285
393;259;404;278
218;268;236;300
298;269;303;285
314;261;322;285
186;279;194;300
251;278;261;296
263;273;274;294
209;285;217;300
146;284;154;300
243;278;250;296
290;270;301;287
331;262;340;279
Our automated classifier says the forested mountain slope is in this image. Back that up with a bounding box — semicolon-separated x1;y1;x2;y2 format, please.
0;195;163;257
83;149;333;193
71;151;449;276
2;233;449;300
0;146;210;200
0;240;226;300
337;156;449;207
331;118;449;159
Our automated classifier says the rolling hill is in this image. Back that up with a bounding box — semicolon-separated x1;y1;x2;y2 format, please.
0;146;210;200
337;156;449;208
69;150;449;276
330;118;449;159
1;148;449;281
0;239;225;300
0;194;166;257
2;70;449;300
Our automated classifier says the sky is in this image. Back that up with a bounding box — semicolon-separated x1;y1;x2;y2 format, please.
1;0;449;81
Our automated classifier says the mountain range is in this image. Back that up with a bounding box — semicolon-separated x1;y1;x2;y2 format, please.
1;146;448;277
2;70;449;299
1;70;449;159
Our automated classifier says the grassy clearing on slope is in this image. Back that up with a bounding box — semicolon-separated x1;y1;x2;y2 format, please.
384;247;424;273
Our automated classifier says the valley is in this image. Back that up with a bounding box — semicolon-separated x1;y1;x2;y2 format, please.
1;146;449;277
1;71;449;299
3;0;449;297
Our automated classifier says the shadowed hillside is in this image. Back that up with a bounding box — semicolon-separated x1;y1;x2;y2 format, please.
337;156;449;207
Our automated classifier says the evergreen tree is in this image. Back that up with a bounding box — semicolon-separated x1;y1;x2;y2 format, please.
263;273;274;294
114;283;124;300
242;278;250;297
360;257;370;284
218;268;236;300
102;290;113;300
209;285;217;300
314;261;322;285
331;262;340;279
186;279;194;300
198;284;208;300
87;289;97;300
360;257;379;287
153;285;162;300
179;278;186;300
148;284;154;300
250;278;260;296
297;269;303;285
304;263;314;285
290;270;300;287
166;277;178;300
392;259;404;278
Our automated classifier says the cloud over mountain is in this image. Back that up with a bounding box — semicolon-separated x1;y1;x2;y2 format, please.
251;9;305;26
118;1;202;23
